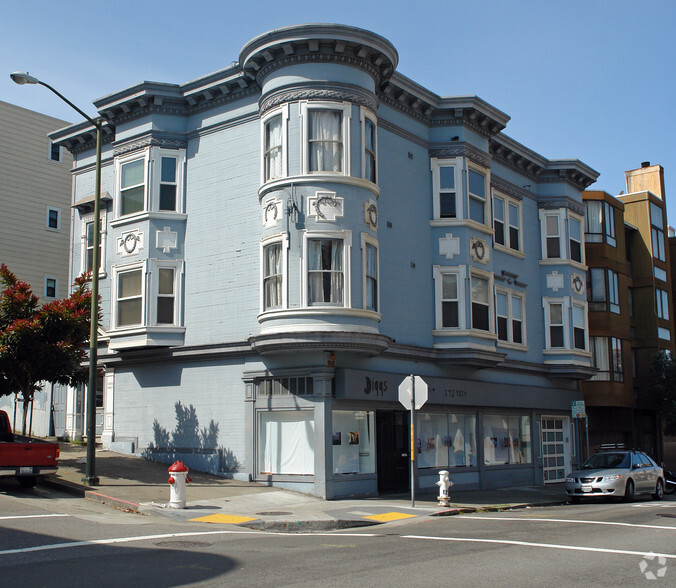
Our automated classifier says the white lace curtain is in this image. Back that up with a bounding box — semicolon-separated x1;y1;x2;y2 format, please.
265;116;283;180
308;239;343;304
263;244;282;309
309;110;342;172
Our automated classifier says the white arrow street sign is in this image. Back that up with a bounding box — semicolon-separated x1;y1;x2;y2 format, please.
398;375;428;410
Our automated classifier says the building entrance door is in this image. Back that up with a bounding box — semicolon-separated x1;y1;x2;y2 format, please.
542;417;566;483
376;410;410;494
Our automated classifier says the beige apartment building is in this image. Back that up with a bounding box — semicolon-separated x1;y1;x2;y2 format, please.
0;100;72;301
0;101;72;436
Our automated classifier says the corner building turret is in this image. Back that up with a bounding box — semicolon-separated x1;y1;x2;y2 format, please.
240;25;398;355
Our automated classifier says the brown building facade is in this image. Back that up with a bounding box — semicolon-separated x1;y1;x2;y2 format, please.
582;163;673;462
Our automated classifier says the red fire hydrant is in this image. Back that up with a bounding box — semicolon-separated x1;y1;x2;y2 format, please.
168;461;192;509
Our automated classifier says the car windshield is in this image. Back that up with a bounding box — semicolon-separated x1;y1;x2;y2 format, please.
580;453;630;470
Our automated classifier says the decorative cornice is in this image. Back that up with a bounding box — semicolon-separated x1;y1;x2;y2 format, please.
491;175;533;201
260;83;378;115
538;197;585;215
113;136;188;157
429;142;492;168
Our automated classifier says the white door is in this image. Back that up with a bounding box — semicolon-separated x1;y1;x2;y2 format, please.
542;417;566;483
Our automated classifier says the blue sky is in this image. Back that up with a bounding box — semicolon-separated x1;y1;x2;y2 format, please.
4;0;674;221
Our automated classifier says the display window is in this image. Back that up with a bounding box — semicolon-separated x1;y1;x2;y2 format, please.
332;410;375;474
416;413;477;469
258;410;315;475
483;414;532;465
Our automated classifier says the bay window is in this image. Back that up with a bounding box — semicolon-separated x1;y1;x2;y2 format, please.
156;268;175;324
116;268;143;327
120;158;145;216
362;112;377;183
263;242;283;311
308;238;344;305
544;213;561;259
591;336;623;382
569;216;582;263
496;289;524;345
546;301;565;348
572;303;587;350
604;201;616;246
363;237;378;312
433;266;466;331
307;108;344;173
159;156;178;211
471;273;491;332
651;202;666;261
588;268;619;313
468;167;487;224
493;193;521;252
656;288;670;320
264;114;283;181
431;159;458;219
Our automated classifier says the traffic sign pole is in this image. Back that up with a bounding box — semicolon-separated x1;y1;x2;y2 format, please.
410;374;416;508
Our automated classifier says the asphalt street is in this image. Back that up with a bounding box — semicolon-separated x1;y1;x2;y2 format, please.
1;480;675;587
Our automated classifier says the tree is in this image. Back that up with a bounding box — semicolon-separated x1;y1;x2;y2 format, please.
650;350;676;437
0;264;93;434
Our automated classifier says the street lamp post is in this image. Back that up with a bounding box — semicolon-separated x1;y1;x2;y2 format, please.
10;72;101;485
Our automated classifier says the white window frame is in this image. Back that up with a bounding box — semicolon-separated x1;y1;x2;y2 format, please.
361;233;380;313
260;235;288;313
80;211;108;277
572;301;588;351
470;267;494;333
44;275;58;299
568;212;584;264
152;148;186;214
46;206;61;231
261;105;288;184
148;259;183;327
492;191;522;253
495;287;526;347
543;297;569;350
115;151;149;219
300;102;351;176
539;209;565;261
49;140;62;163
431;158;461;220
360;107;377;184
433;265;467;332
302;230;352;308
466;162;489;226
111;261;147;330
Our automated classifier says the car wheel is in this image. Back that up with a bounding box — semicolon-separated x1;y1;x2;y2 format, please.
623;479;635;502
653;479;664;500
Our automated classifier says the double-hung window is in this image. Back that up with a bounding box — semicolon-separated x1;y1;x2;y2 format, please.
545;300;565;349
604;201;616;246
569;216;583;263
591;336;623;382
119;157;145;216
44;276;57;299
544;213;561;259
493;193;521;251
362;237;379;312
496;290;524;345
46;207;60;231
116;267;144;328
156;268;175;324
362;110;377;183
305;104;348;174
470;273;491;332
651;202;666;261
468;167;487;225
263;242;283;311
656;288;670;320
307;238;344;305
433;266;466;331
431;159;458;219
82;216;106;275
572;303;587;350
264;113;284;182
159;156;178;211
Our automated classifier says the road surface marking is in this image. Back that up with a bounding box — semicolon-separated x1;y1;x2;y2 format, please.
0;530;379;556
402;535;676;559
0;514;69;521
189;514;257;524
364;512;417;522
456;515;676;531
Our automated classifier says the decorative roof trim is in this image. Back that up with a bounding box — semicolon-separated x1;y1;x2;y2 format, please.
113;135;188;157
491;176;533;201
260;82;378;114
537;197;585;215
430;142;492;169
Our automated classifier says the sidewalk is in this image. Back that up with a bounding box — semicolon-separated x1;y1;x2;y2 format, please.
42;442;567;531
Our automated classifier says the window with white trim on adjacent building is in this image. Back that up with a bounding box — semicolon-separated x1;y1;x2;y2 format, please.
46;207;60;231
44;276;57;299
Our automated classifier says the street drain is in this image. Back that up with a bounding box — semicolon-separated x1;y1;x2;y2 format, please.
255;511;293;516
154;541;213;548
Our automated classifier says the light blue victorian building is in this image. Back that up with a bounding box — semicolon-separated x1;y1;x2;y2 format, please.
52;24;598;498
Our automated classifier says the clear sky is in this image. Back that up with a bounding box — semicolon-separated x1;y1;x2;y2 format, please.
3;0;674;221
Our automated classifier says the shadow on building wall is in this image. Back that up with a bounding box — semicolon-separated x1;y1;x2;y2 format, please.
142;401;240;477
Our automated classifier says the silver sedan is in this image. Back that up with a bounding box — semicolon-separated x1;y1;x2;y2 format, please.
565;450;664;503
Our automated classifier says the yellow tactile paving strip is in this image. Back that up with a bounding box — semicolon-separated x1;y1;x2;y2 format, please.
189;514;258;524
362;511;418;522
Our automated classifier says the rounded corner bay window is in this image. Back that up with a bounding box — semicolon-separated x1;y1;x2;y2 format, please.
308;238;343;305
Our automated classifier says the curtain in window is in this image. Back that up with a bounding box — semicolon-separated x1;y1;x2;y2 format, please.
264;244;282;309
308;239;343;304
309;111;342;172
366;244;377;311
591;336;610;380
585;201;602;239
265;116;283;180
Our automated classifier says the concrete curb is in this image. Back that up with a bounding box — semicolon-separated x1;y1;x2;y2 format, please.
85;490;141;513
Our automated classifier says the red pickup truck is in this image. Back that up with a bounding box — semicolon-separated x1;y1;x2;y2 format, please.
0;409;59;487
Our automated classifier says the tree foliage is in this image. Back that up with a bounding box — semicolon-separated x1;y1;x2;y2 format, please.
0;264;94;433
650;350;676;437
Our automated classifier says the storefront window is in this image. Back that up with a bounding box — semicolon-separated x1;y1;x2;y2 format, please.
258;411;315;475
483;414;532;465
332;410;375;474
416;413;477;469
